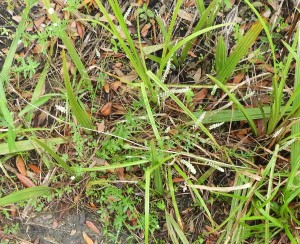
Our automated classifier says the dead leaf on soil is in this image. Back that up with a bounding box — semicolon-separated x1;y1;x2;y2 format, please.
111;80;122;91
86;220;100;234
193;89;208;103
96;121;105;132
141;23;151;37
178;9;194;21
104;83;110;93
116;166;125;180
34;16;46;28
28;164;41;174
100;102;112;116
83;231;94;244
16;156;27;176
233;73;244;84
16;173;35;187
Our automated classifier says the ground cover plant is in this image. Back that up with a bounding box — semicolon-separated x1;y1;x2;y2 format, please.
0;0;300;243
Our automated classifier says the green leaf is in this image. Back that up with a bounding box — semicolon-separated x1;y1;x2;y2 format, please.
216;36;227;75
0;186;52;207
62;50;94;131
217;20;264;84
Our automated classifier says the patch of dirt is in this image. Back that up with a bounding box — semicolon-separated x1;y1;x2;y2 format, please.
2;209;108;243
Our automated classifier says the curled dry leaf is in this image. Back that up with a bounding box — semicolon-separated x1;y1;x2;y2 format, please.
16;173;36;187
16;156;27;176
86;220;100;234
100;102;112;116
178;9;194;21
103;83;110;93
28;164;41;174
111;80;121;91
141;23;151;37
76;21;85;39
82;231;94;244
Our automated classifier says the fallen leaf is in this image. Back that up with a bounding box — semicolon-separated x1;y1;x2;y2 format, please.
96;121;105;132
74;194;81;204
141;23;151;37
193;89;208;103
178;9;194;22
116;166;125;180
111;80;121;91
120;70;138;83
76;21;85;39
86;220;100;234
70;229;77;235
16;173;35;187
99;14;115;22
104;83;110;93
28;164;41;174
52;219;59;229
34;16;46;28
172;177;185;183
233;73;244;84
10;204;17;218
100;102;112;116
16;156;27;176
82;231;94;244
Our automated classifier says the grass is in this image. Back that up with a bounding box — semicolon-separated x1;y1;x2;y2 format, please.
0;0;300;243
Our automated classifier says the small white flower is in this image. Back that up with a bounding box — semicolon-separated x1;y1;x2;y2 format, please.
273;128;283;138
70;176;76;180
48;8;55;15
242;91;255;101
123;6;132;20
53;23;58;27
205;161;225;172
211;84;218;95
279;138;296;151
161;58;172;83
181;159;196;175
209;122;224;130
55;104;67;113
193;112;206;129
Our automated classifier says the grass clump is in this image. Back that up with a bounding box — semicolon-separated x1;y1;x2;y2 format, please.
1;0;300;243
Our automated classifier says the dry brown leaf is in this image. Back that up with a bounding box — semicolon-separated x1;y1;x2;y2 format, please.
120;71;138;83
112;104;125;115
52;219;59;229
104;161;115;173
74;195;81;204
193;89;208;103
82;231;94;244
28;164;41;174
10;204;17;218
76;21;85;39
172;177;185;183
104;83;110;93
16;156;27;176
141;23;151;37
12;15;22;22
86;220;100;234
99;14;115;22
187;50;197;57
111;80;121;91
178;9;194;22
16;173;35;187
116;167;125;180
100;102;112;116
34;16;46;28
233;73;244;84
96;121;105;132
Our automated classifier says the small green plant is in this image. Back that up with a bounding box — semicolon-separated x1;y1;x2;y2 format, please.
13;57;40;79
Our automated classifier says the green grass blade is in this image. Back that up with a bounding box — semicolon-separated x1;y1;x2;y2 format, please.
32;138;74;175
0;137;66;155
144;169;151;244
180;0;220;64
167;167;183;231
41;0;91;86
165;212;189;244
18;94;53;117
216;20;264;84
62;50;93;130
207;75;258;136
193;106;293;124
0;186;52;207
150;141;163;195
216;35;227;76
